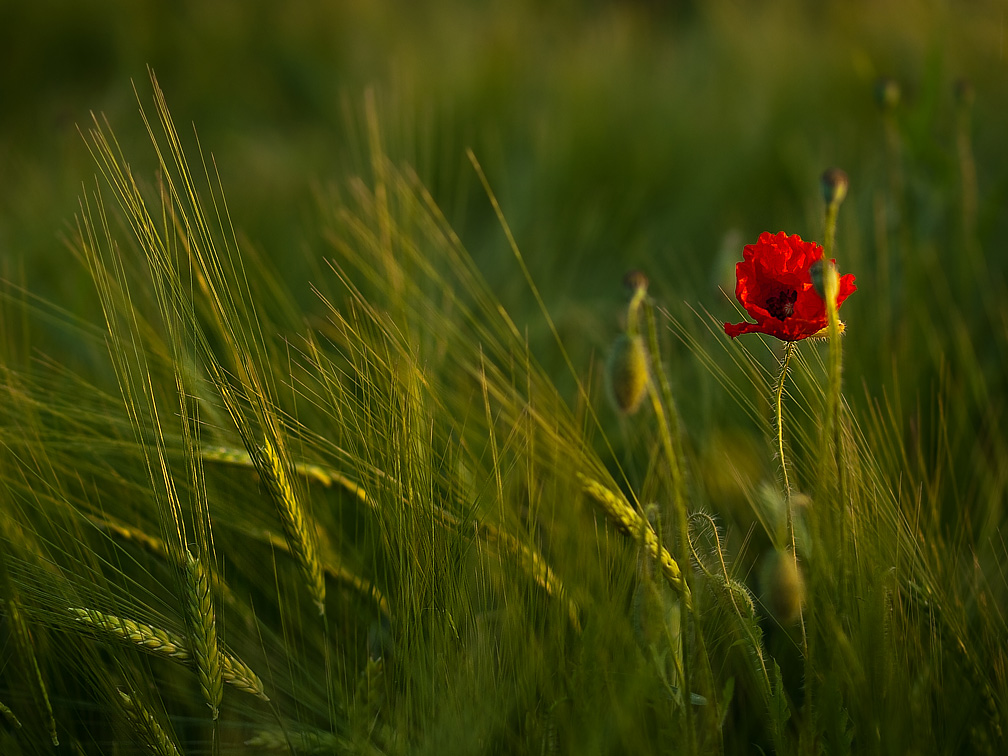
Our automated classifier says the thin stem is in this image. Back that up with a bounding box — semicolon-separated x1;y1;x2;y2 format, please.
775;342;808;661
642;300;720;753
775;342;795;505
823;203;839;264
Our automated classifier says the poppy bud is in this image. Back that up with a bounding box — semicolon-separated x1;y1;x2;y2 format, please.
809;259;839;301
623;269;649;295
874;77;901;111
606;333;649;414
821;168;849;207
760;549;806;625
725;578;756;618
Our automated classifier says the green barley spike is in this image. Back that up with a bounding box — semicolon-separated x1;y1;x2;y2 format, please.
182;551;223;720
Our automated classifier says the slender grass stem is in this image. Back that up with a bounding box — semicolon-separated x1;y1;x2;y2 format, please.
641;297;721;752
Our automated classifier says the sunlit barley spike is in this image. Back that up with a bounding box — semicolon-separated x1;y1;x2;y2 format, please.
256;436;326;616
576;473;691;608
202;444;366;498
480;522;581;632
117;690;183;756
8;599;58;745
71;607;269;702
91;516;167;557
70;607;191;661
182;551;223;720
220;651;270;702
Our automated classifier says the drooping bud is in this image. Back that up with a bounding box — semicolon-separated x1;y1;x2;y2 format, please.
874;76;901;111
606;333;649;414
820;167;849;207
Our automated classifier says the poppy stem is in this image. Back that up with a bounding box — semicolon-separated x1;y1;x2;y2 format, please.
775;342;808;660
775;342;795;504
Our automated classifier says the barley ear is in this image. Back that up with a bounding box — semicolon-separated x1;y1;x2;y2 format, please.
70;606;268;702
577;472;692;609
117;690;183;756
220;651;270;702
256;436;326;616
182;551;223;719
69;607;191;662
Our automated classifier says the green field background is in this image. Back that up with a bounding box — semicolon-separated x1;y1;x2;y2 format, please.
1;1;1006;753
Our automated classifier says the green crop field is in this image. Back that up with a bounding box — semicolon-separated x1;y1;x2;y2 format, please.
1;1;1006;753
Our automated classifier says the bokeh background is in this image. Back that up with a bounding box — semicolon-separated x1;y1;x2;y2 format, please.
2;0;1006;437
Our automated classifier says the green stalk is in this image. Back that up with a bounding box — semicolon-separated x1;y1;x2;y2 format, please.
775;343;808;658
641;297;720;752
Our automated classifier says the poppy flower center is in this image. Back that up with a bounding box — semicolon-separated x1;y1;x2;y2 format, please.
766;289;797;320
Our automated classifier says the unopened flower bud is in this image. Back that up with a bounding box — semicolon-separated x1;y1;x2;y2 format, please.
874;77;901;111
821;168;849;207
760;549;806;625
809;259;839;301
606;333;649;414
623;269;649;295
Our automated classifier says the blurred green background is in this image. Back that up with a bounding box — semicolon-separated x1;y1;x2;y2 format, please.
1;5;1007;750
2;0;1006;420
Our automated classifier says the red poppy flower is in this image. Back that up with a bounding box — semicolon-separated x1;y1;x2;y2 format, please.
724;232;856;341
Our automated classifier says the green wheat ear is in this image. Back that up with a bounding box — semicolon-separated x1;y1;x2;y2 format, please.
254;435;327;617
180;551;223;720
577;473;692;608
70;607;269;701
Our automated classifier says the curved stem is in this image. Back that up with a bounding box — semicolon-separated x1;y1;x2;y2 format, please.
775;342;795;506
775;342;808;662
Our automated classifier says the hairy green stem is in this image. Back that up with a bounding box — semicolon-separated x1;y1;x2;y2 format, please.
775;342;808;662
